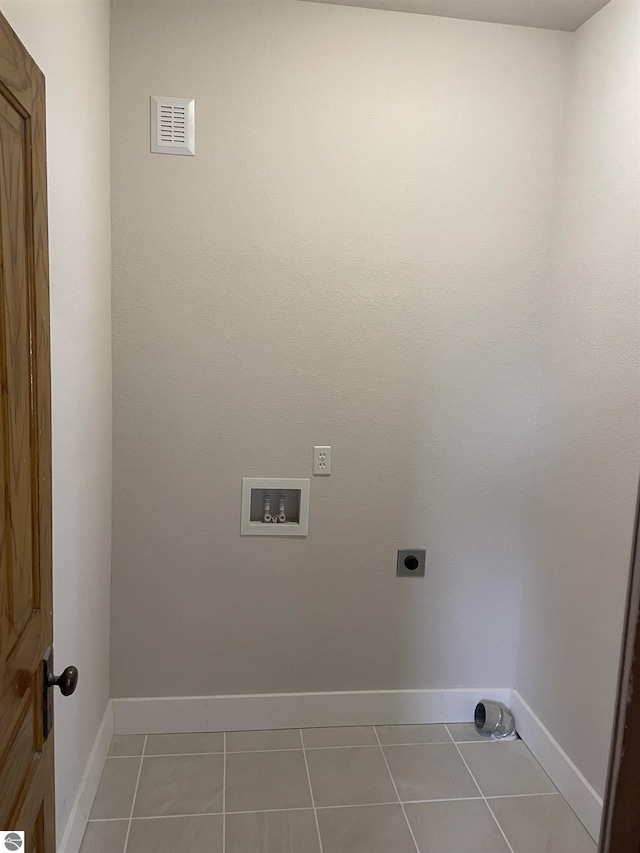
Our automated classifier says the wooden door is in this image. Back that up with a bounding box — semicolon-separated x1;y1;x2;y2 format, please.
600;483;640;852
0;13;54;853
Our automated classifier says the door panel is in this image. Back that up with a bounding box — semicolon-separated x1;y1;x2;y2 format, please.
0;13;53;853
1;89;36;646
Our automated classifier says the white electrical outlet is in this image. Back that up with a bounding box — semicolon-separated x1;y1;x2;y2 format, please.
313;446;331;475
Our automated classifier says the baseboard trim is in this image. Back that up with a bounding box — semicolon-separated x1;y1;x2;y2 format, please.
112;687;512;736
511;690;602;841
58;700;113;853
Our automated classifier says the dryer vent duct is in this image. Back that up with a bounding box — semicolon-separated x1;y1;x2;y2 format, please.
474;700;516;740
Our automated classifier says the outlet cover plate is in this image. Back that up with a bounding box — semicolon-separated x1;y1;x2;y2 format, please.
397;549;426;578
313;446;331;475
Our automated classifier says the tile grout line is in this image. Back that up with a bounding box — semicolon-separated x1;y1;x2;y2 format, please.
487;792;558;800
444;725;516;853
107;738;494;759
91;813;224;822
122;734;147;853
300;729;324;853
373;727;421;853
110;750;224;758
222;732;226;853
85;789;562;825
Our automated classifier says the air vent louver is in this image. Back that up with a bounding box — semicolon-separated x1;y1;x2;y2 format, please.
151;96;195;156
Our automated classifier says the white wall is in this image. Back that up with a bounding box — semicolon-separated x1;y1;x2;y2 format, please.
110;1;569;698
0;0;112;844
515;0;640;798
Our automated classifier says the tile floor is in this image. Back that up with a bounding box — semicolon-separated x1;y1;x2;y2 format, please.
81;724;597;853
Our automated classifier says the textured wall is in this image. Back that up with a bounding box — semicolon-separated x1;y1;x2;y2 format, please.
515;0;640;798
110;0;569;699
0;0;112;843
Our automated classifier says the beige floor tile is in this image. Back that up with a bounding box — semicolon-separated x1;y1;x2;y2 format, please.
226;810;320;853
405;799;511;852
490;794;597;853
108;735;146;757
302;726;378;748
317;804;417;853
447;723;495;743
87;724;591;853
459;741;556;797
383;743;480;802
89;758;140;820
127;815;223;853
145;732;224;755
79;820;128;853
226;729;302;752
306;746;398;807
225;750;312;812
132;754;223;817
376;724;451;745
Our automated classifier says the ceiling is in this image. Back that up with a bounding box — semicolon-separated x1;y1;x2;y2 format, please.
303;0;612;31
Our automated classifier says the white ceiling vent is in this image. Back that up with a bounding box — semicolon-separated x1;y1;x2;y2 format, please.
150;96;195;156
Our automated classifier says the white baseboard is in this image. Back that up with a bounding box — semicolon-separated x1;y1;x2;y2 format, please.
511;690;602;842
58;701;113;853
112;687;511;735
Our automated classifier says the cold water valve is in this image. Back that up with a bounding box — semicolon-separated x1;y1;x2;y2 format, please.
263;494;272;524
